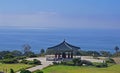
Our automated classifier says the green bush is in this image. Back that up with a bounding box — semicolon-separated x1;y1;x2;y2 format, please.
20;60;33;65
20;59;41;65
94;62;108;68
33;59;41;65
72;58;81;66
15;56;26;60
4;54;15;59
61;61;67;65
80;60;93;66
10;68;15;73
29;54;37;58
106;58;115;63
1;59;18;64
52;62;59;65
20;69;31;73
35;70;44;73
113;51;120;57
28;61;34;65
20;59;29;64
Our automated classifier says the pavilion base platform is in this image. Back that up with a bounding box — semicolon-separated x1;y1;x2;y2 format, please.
46;55;76;61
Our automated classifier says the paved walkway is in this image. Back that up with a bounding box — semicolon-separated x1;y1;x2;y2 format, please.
113;57;120;64
75;56;104;63
16;56;104;73
16;57;53;73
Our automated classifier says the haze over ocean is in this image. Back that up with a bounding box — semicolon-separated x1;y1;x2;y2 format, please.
0;28;119;53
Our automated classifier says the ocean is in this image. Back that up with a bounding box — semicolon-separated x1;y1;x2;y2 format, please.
0;28;120;53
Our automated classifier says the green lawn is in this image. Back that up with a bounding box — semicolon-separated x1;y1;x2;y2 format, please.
0;64;32;72
42;65;120;73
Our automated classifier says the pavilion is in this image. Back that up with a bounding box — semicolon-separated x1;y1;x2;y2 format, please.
46;40;80;60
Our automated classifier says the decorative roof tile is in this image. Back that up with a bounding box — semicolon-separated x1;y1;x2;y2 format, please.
47;40;80;51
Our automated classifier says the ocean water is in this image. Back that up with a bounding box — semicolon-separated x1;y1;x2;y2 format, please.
0;28;120;53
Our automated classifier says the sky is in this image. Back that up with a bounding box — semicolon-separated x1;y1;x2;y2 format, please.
0;0;120;29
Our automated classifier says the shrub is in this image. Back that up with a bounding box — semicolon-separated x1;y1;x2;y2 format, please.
29;54;37;58
15;56;26;60
80;60;93;66
72;58;81;66
35;70;44;73
10;68;15;73
52;62;59;65
61;61;67;65
33;59;41;65
113;51;120;57
20;59;41;65
20;59;29;64
106;58;115;63
11;50;22;56
20;69;31;73
0;51;10;57
28;61;34;65
100;51;112;57
20;60;33;65
1;59;18;64
94;62;108;68
4;54;15;59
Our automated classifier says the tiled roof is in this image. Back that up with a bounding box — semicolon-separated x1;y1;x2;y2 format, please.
47;40;80;51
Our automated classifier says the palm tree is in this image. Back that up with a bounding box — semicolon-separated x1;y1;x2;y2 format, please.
114;46;119;53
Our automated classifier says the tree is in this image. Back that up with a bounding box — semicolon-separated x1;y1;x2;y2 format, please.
86;51;100;57
40;49;45;54
23;44;31;56
4;53;14;59
0;51;10;57
100;51;112;57
11;50;22;56
25;51;35;57
113;51;120;57
114;46;119;53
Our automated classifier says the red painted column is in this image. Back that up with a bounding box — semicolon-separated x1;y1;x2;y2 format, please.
58;53;61;58
71;52;73;58
55;53;57;58
68;52;70;58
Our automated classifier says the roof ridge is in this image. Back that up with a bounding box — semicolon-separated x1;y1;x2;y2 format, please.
47;40;80;50
64;41;73;50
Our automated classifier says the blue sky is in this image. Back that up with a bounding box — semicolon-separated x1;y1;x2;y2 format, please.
0;0;120;29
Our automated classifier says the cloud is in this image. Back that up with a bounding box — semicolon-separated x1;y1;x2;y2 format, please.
0;12;120;29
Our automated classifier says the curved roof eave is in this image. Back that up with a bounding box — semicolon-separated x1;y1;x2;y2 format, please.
47;40;80;50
